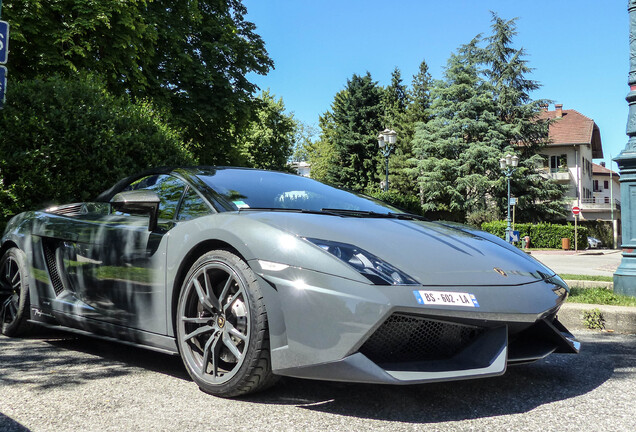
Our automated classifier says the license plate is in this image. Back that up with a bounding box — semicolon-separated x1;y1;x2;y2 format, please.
413;290;479;307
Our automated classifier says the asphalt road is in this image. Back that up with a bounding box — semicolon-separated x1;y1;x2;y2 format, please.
1;331;635;432
531;250;621;277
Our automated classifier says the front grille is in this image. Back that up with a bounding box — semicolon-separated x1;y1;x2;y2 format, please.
359;314;484;364
42;241;65;296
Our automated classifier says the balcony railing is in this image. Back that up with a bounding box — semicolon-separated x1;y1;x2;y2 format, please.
538;168;570;182
576;198;621;211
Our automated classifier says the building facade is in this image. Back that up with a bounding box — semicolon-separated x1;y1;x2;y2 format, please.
537;104;616;222
591;161;621;220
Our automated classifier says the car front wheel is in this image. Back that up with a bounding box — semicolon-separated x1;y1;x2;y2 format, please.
176;249;277;397
0;247;33;336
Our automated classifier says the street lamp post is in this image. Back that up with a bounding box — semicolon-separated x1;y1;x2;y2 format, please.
613;0;636;298
500;154;519;243
377;129;397;192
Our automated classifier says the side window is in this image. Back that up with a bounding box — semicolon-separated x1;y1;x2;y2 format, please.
177;187;212;221
124;175;186;220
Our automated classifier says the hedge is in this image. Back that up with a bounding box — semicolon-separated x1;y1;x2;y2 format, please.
367;191;424;216
0;75;195;221
481;221;589;249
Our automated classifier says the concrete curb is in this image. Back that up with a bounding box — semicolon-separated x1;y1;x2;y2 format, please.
564;280;613;289
558;302;636;334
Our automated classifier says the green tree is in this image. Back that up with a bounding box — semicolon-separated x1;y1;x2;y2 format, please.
484;13;566;221
238;90;297;171
144;0;273;165
407;60;434;126
307;112;339;183
0;76;194;218
412;39;502;221
3;0;273;165
3;1;156;95
400;59;434;199
323;73;384;191
290;122;318;163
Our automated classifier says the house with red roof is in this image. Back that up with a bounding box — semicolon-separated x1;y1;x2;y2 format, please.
537;104;618;222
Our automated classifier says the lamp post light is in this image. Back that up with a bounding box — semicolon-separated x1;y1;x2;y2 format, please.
377;129;397;192
500;154;519;243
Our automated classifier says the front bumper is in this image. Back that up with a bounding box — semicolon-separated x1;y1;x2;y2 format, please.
252;262;578;384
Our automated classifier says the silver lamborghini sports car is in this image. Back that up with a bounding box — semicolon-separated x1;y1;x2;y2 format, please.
0;167;579;397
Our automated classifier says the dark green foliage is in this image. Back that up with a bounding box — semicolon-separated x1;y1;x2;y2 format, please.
143;0;273;165
382;67;409;129
366;191;424;216
411;38;502;220
320;73;384;191
3;0;156;96
238;91;297;171
407;60;433;126
307;112;339;184
3;0;273;165
0;76;194;218
481;221;588;249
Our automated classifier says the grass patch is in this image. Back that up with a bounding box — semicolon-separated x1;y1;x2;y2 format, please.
560;274;613;282
568;287;636;307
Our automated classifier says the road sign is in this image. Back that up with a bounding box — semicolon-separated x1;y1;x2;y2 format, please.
0;21;8;64
0;65;6;106
509;197;517;206
572;206;581;216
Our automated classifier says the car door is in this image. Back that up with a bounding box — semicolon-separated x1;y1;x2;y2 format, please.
52;174;187;335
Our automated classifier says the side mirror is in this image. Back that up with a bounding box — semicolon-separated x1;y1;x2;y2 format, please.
110;190;160;231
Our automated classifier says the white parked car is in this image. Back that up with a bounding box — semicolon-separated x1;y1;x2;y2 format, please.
587;236;602;249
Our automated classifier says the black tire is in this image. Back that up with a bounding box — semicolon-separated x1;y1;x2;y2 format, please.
1;247;33;336
176;249;278;397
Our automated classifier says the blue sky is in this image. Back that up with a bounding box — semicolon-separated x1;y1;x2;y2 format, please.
244;0;627;170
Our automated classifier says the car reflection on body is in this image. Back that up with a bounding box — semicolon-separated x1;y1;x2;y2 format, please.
0;167;579;397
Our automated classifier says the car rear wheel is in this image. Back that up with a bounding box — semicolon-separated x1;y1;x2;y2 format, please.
0;248;33;336
176;249;277;397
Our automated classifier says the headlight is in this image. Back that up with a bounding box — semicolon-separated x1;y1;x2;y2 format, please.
305;238;419;285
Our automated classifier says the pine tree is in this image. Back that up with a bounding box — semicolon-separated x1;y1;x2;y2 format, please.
485;13;567;221
412;38;503;221
408;60;433;126
320;73;384;191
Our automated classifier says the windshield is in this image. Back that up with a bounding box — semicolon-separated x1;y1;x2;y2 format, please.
197;169;400;214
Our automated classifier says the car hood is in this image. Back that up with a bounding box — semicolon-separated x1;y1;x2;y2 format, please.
240;211;556;286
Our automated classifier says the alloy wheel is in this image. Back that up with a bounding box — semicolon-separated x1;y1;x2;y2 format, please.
178;261;250;385
0;255;21;326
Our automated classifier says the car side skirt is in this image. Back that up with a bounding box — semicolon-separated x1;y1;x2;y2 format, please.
28;309;179;355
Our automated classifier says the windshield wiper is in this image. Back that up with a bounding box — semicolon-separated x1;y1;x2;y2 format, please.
320;208;392;218
321;208;428;220
388;212;428;221
237;207;343;216
237;207;428;221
